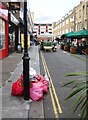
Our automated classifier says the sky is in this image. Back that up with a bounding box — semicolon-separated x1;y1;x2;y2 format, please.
28;0;81;23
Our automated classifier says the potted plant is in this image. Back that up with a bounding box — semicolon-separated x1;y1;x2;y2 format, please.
60;42;65;50
82;41;88;55
83;47;88;55
64;44;68;51
70;45;77;54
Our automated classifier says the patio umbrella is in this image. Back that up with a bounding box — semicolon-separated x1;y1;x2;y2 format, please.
66;29;88;39
61;32;74;38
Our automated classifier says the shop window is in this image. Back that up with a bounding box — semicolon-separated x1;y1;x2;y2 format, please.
9;32;15;47
0;18;5;49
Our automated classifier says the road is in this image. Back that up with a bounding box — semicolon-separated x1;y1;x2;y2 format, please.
40;45;87;119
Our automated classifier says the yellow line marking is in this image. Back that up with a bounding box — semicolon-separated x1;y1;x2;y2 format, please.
41;51;62;113
41;52;58;118
49;87;59;118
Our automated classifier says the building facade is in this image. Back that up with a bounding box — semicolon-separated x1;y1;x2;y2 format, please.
33;23;52;36
0;2;8;59
33;23;53;41
53;0;88;38
1;0;34;58
53;10;75;38
75;0;88;31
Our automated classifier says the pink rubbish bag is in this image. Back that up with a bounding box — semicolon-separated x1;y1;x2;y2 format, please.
30;82;43;101
30;87;43;101
11;79;24;96
42;79;49;93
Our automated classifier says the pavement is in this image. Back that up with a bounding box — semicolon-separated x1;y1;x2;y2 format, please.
69;52;87;61
0;46;44;119
59;46;87;62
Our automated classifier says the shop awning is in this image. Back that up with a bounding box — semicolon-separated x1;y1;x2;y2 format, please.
66;29;88;39
61;32;74;38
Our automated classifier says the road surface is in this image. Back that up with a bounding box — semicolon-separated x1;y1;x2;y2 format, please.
40;45;87;119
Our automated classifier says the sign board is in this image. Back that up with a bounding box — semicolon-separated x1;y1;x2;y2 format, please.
10;13;19;25
9;2;20;10
20;10;23;20
0;8;8;21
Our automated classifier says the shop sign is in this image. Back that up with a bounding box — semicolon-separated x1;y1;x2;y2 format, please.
20;11;23;20
0;8;8;21
11;13;19;25
9;2;20;10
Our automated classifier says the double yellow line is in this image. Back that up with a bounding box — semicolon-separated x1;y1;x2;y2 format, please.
40;51;62;118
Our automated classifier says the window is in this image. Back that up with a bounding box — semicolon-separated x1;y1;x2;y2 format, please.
66;19;68;24
79;9;81;18
60;31;61;35
49;32;52;34
87;5;88;13
70;27;74;32
70;16;74;22
49;29;52;30
63;22;64;26
62;31;64;34
41;32;44;34
60;24;61;28
0;19;5;49
9;32;15;47
66;29;68;33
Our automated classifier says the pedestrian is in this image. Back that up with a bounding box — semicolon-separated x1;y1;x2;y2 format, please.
40;40;44;50
77;43;82;54
67;42;70;52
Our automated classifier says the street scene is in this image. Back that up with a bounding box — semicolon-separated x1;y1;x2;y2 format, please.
0;0;88;119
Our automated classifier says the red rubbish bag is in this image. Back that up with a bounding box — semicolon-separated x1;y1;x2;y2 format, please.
11;79;24;96
35;74;41;81
42;79;48;93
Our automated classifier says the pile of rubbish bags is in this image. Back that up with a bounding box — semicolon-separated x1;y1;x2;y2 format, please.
11;68;49;101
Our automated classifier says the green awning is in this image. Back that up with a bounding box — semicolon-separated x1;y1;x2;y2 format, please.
61;32;74;38
66;29;88;39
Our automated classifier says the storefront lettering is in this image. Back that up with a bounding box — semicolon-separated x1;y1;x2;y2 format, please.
9;2;20;10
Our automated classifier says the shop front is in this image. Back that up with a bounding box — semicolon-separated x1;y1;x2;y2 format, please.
0;3;8;59
8;12;19;54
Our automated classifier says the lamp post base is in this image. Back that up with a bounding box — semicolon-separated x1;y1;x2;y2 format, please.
22;54;30;100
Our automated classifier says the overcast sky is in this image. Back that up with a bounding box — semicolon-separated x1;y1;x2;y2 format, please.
28;0;81;23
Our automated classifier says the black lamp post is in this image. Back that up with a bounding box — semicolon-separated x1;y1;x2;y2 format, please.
22;0;30;100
